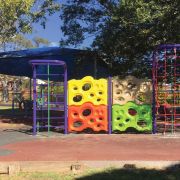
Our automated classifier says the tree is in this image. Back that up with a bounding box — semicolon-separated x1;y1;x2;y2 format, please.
0;34;50;51
33;36;49;47
3;34;34;51
60;0;180;77
0;0;59;51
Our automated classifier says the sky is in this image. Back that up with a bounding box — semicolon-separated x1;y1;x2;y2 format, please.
25;0;93;49
25;12;62;47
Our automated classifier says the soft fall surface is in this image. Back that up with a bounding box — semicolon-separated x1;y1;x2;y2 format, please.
0;133;180;161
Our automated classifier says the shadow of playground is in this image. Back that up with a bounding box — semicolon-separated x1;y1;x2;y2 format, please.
0;108;33;126
76;164;180;180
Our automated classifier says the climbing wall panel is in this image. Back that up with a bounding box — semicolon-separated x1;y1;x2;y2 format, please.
68;102;108;132
113;76;152;105
112;102;152;132
68;76;107;105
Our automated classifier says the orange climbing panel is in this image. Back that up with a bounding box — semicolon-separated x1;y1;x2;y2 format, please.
68;102;108;132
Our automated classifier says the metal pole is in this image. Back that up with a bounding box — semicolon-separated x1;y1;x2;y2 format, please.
152;51;156;134
33;65;37;135
29;78;32;101
47;64;50;135
108;76;112;134
64;65;68;134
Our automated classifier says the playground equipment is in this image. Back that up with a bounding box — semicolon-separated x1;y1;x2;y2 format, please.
30;71;152;134
68;76;108;105
112;102;152;132
153;44;180;134
29;44;179;135
30;60;67;135
112;76;152;132
68;76;109;132
113;76;152;105
67;76;152;133
68;102;108;132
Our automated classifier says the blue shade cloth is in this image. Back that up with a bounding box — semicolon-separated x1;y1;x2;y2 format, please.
0;47;109;79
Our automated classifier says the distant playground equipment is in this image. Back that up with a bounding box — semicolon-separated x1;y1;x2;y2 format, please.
0;76;32;116
12;79;23;109
30;44;179;135
152;44;180;134
11;78;33;116
0;78;9;103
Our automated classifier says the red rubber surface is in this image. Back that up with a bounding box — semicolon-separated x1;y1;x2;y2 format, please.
0;134;180;161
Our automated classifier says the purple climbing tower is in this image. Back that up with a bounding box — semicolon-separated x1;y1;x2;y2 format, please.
30;60;68;135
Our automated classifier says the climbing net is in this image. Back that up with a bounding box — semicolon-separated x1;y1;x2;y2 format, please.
153;44;180;134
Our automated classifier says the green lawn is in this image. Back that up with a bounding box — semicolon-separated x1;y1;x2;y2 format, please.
0;106;13;110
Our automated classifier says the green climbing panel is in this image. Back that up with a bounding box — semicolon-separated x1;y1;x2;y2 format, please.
112;101;152;132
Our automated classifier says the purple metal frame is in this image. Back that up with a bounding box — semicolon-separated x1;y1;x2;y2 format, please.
64;64;68;134
32;64;37;135
152;52;156;134
108;77;112;134
29;60;68;135
155;44;180;49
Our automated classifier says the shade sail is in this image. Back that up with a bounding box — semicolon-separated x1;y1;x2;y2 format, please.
0;47;109;79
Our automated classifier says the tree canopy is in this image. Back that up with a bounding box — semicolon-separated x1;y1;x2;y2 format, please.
0;0;59;51
33;36;49;47
60;0;180;77
1;34;50;51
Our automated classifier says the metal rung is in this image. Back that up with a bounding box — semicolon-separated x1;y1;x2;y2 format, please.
36;125;64;128
37;108;64;111
36;117;64;120
36;84;64;86
44;102;64;105
36;74;64;76
41;93;64;96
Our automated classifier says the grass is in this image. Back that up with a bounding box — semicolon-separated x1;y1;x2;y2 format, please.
0;106;13;110
0;166;180;180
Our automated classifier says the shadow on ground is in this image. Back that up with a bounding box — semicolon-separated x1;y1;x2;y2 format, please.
0;109;33;126
77;164;180;180
2;128;33;135
0;108;65;136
